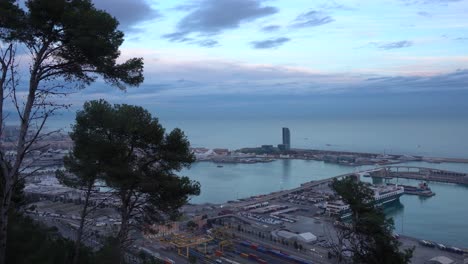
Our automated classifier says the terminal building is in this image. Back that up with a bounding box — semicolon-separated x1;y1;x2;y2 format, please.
278;127;291;151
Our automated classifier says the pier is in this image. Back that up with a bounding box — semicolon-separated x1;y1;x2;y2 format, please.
370;166;468;185
227;166;468;210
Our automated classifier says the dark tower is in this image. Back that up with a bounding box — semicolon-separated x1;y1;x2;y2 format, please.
282;127;290;150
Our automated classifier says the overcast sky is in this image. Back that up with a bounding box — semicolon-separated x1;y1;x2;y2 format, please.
83;0;468;99
10;0;468;120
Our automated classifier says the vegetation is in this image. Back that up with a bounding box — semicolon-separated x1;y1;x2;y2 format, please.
2;98;200;264
68;100;200;263
187;220;199;231
6;212;142;264
56;135;103;264
0;1;144;263
6;213;94;264
189;254;198;264
330;177;413;264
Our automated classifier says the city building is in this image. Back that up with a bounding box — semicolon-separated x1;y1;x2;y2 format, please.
261;145;275;153
278;127;290;151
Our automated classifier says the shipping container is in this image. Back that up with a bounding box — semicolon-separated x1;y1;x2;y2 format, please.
248;254;258;260
240;241;251;247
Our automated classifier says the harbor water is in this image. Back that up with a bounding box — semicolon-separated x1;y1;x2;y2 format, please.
182;160;468;248
46;114;468;247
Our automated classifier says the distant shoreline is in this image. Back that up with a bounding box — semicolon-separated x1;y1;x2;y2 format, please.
192;146;468;166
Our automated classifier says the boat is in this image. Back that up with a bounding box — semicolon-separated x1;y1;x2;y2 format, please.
326;184;404;218
217;165;224;168
371;185;404;206
400;182;435;197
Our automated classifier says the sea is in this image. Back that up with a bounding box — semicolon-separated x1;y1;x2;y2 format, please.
181;160;468;248
161;117;468;159
44;115;468;247
160;117;468;248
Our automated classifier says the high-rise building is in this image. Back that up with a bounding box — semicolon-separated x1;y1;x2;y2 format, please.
282;127;290;150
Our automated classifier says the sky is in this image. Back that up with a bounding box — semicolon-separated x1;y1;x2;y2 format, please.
7;0;468;121
83;0;467;100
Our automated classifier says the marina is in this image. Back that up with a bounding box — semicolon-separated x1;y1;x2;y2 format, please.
370;166;468;185
183;160;468;248
325;184;405;219
397;182;435;197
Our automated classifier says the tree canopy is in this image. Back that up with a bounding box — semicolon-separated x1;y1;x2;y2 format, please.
70;100;200;262
0;1;145;263
331;177;413;264
1;0;144;88
6;213;94;264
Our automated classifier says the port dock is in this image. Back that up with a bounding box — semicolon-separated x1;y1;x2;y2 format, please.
370;166;468;185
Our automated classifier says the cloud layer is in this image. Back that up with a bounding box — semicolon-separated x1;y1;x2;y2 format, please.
77;48;468;99
290;10;334;28
250;37;290;49
93;0;160;32
163;0;278;43
261;25;281;32
378;41;413;50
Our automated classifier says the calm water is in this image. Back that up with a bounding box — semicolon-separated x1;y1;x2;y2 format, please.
382;178;468;248
162;117;468;159
45;115;468;246
45;116;468;158
182;160;468;248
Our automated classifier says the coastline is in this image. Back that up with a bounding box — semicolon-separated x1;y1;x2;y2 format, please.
192;146;468;166
184;164;468;251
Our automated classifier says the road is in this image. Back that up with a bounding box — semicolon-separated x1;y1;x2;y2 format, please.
227;172;356;210
225;228;333;264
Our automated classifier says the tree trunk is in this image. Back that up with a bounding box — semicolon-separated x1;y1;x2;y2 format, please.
117;192;131;264
0;179;13;264
118;211;129;264
72;182;93;264
0;46;44;263
0;214;7;264
0;44;12;264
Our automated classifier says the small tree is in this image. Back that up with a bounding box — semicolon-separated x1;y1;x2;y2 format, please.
188;255;197;264
330;177;413;264
57;100;118;264
187;220;198;232
73;100;200;263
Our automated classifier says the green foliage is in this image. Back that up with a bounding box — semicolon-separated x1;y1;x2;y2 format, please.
6;213;94;264
72;100;200;221
6;213;137;264
58;98;109;189
70;100;200;259
189;254;198;264
94;237;122;264
331;177;413;264
1;1;144;263
187;220;198;231
0;0;25;40
0;0;144;89
11;178;26;209
0;168;25;212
